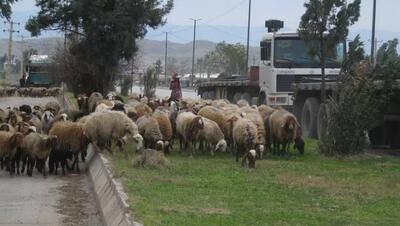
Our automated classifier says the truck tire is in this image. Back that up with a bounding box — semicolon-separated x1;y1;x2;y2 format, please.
301;98;320;138
233;93;242;104
242;93;251;103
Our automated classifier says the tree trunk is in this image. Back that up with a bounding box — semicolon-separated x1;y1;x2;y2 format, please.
320;36;327;103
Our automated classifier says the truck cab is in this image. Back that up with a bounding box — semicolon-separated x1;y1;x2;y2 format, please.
25;55;54;87
258;32;345;108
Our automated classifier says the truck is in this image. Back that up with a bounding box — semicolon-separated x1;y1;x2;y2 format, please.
25;55;55;87
197;20;400;148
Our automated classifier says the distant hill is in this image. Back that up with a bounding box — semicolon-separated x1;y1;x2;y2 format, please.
0;37;260;72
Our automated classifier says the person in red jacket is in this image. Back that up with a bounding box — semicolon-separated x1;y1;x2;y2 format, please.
169;73;182;101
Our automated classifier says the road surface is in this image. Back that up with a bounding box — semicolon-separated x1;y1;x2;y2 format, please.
129;86;199;99
0;97;102;226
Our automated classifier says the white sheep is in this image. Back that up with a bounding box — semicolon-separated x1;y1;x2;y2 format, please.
269;109;299;155
229;116;258;164
176;112;204;157
82;111;143;153
197;117;227;156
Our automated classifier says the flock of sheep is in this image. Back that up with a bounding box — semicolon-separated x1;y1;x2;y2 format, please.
0;87;62;97
0;91;305;178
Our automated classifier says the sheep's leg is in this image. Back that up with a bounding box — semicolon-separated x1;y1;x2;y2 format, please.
235;145;240;162
27;158;33;177
61;158;66;176
41;160;47;177
74;152;80;173
81;150;87;163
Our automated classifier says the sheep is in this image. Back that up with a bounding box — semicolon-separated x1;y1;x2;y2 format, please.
229;116;258;164
176;112;204;157
269;109;299;155
0;123;15;133
95;103;113;112
126;107;139;122
197;106;229;140
136;115;164;151
59;109;86;122
169;101;179;136
241;106;266;159
294;126;305;155
19;105;32;115
242;149;257;168
45;101;61;115
258;105;276;119
28;115;42;134
111;101;125;112
237;99;250;108
88;92;103;113
49;121;90;174
152;109;173;153
197;117;227;156
97;99;114;107
0;132;24;175
47;87;62;96
30;87;47;97
47;113;68;131
77;94;89;114
21;133;57;177
7;110;23;127
134;103;153;118
41;110;54;134
0;108;8;123
83;111;143;153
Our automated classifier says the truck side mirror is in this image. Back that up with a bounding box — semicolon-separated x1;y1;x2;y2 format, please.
260;41;271;61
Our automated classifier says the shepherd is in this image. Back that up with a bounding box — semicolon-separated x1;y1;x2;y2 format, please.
169;73;182;101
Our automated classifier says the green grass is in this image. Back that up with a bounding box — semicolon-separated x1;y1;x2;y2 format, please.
110;140;400;226
65;92;78;109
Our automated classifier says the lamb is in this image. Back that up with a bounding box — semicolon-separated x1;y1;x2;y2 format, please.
83;111;143;153
197;117;227;156
152;109;173;153
242;149;257;168
30;88;47;97
0;132;24;175
269;109;299;155
45;101;61;115
136;115;164;151
88;92;103;113
229;116;258;164
49;121;90;174
21;133;57;177
176;112;204;157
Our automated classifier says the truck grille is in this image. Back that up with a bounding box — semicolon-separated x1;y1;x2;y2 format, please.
277;74;338;92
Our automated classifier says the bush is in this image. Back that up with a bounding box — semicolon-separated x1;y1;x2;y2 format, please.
143;67;158;98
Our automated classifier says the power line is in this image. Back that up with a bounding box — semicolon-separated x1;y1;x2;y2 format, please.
201;0;248;25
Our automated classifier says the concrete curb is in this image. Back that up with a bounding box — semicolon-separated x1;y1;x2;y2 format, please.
87;148;142;226
62;92;141;226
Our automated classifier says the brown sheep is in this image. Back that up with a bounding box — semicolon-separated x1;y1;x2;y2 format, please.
134;103;153;119
136;115;164;151
197;106;229;141
153;109;173;153
176;112;204;157
269;109;299;155
258;105;276;119
21;133;57;177
197;117;227;156
0;132;24;175
0;123;15;133
45;101;61;115
49;121;90;173
88;92;103;113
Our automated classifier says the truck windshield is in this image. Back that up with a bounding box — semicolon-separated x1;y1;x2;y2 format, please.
274;37;344;68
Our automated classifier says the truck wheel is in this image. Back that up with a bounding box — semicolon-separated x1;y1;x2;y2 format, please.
242;93;251;104
233;93;242;104
301;98;320;138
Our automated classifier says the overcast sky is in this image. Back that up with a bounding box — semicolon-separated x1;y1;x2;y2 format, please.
10;0;399;31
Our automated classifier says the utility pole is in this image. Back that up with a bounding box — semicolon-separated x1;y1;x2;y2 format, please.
164;31;168;85
190;18;201;87
246;0;252;75
3;21;20;79
371;0;377;65
19;35;25;78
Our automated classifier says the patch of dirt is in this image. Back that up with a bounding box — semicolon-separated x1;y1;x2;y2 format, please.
160;205;231;216
56;174;103;226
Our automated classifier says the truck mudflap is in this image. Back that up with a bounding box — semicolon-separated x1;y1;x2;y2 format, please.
0;87;63;97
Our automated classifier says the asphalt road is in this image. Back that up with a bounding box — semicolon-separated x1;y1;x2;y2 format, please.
130;85;200;99
0;97;102;226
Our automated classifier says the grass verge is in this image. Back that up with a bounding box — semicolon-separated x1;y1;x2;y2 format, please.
109;140;400;226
